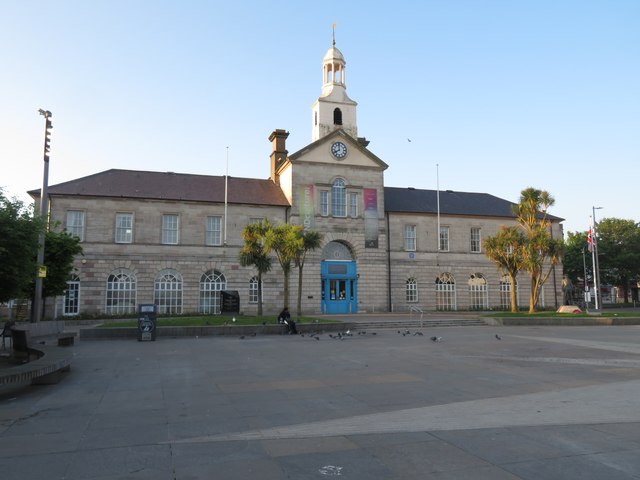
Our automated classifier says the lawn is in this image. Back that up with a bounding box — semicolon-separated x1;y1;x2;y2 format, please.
99;315;335;328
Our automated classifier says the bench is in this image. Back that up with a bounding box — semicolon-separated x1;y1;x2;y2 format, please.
8;320;77;346
0;329;73;386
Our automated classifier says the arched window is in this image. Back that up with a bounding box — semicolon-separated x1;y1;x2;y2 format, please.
331;178;346;217
106;269;137;315
468;273;488;310
435;272;456;311
499;274;518;310
249;276;261;304
200;270;226;314
333;107;343;125
406;278;418;303
154;269;183;314
64;274;80;316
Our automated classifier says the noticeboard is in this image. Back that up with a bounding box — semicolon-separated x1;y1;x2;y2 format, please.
221;290;240;314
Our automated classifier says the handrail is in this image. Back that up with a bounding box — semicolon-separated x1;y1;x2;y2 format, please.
409;305;424;327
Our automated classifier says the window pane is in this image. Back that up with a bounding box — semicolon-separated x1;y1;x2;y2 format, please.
162;214;179;244
349;192;358;218
115;213;133;243
439;226;449;252
154;269;183;314
471;227;481;253
331;179;346;217
320;191;329;216
66;210;84;241
404;225;416;251
206;216;222;245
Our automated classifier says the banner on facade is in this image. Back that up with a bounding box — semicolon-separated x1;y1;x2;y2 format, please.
299;184;315;230
363;188;378;248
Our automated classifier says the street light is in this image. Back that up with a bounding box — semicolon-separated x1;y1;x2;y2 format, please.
592;206;603;310
32;109;52;322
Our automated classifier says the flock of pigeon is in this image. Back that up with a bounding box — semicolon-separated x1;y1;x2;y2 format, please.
238;328;505;342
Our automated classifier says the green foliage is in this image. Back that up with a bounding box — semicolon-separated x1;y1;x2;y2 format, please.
0;191;41;302
483;187;563;314
562;231;590;288
483;226;525;312
596;218;640;302
263;222;303;310
41;228;83;298
239;220;273;316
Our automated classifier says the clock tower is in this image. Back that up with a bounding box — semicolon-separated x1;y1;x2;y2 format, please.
311;31;358;142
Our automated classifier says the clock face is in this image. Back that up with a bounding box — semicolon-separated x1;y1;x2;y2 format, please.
331;141;348;159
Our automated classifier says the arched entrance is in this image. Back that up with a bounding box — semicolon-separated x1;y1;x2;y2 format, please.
320;241;358;314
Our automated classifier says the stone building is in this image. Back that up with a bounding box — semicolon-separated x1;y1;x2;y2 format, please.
32;39;563;318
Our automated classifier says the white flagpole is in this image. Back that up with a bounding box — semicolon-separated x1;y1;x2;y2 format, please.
224;146;229;245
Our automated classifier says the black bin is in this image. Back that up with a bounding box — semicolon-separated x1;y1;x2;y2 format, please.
138;304;157;341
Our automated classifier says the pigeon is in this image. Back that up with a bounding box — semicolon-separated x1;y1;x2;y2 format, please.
239;335;245;340
495;334;502;340
430;336;442;342
413;331;424;336
314;336;320;341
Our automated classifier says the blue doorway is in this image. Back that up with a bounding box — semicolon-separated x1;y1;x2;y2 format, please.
321;260;358;314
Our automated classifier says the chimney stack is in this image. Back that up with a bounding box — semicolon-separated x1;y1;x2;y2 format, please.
269;129;289;182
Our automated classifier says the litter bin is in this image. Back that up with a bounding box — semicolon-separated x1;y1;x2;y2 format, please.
138;304;157;341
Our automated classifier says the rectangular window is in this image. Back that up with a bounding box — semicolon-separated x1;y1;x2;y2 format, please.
115;213;133;244
404;225;417;251
320;190;329;216
66;210;85;241
206;216;222;246
162;214;179;245
349;192;358;218
439;226;450;252
470;227;481;253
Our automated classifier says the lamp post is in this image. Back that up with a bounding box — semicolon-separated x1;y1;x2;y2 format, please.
32;109;52;323
592;206;603;310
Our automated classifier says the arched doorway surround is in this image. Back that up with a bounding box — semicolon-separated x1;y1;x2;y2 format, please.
320;241;358;314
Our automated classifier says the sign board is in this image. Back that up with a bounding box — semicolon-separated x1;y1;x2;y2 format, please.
221;290;240;314
38;265;47;278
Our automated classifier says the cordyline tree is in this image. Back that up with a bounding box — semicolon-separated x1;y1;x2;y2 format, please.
484;187;563;313
483;226;525;312
239;220;272;317
293;229;323;317
516;188;563;313
263;223;301;313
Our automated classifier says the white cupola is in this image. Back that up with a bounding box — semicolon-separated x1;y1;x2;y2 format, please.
311;30;358;142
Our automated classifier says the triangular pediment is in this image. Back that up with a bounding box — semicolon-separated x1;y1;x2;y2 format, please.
288;130;388;171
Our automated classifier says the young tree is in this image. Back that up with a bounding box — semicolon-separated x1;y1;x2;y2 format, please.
483;226;525;312
239;220;272;316
293;229;323;317
41;229;83;299
596;218;640;303
515;188;564;313
0;191;41;303
562;231;591;290
263;223;302;312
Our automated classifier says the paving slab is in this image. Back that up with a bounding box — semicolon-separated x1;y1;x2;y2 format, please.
1;324;640;479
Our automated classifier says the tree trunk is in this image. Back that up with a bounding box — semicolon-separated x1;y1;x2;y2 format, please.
296;265;303;318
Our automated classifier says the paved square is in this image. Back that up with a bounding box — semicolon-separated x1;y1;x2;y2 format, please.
2;324;640;479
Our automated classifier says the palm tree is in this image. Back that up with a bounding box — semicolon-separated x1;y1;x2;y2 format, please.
263;223;301;311
293;229;323;317
484;226;525;312
514;188;563;313
239;220;272;316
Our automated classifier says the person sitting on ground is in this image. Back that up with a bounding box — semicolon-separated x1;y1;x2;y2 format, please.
278;307;297;334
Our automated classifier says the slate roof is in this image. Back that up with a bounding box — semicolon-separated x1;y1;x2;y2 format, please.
384;186;563;221
30;169;291;206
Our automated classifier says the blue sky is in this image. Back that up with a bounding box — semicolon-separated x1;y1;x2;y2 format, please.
1;0;638;234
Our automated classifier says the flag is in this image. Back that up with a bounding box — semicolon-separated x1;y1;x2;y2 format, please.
587;227;593;253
